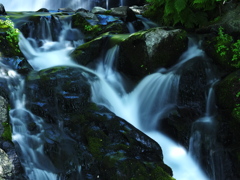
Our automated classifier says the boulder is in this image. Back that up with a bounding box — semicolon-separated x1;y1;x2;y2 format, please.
0;4;7;15
24;66;174;179
117;27;188;81
58;8;74;12
0;95;25;179
36;8;49;12
196;3;240;37
110;6;137;22
0;148;14;179
214;70;240;179
91;7;107;14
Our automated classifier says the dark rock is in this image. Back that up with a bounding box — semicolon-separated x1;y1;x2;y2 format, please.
0;3;7;15
196;4;240;38
117;27;188;81
213;70;240;179
71;35;108;66
0;95;25;179
58;8;74;12
36;8;49;12
110;6;137;22
24;66;174;179
75;8;89;13
91;7;107;14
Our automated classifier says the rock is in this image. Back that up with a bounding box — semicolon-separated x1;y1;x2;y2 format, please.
0;148;14;179
71;35;108;66
36;8;49;12
110;6;137;22
75;8;89;13
91;7;107;14
196;4;240;37
129;5;148;15
0;95;25;179
24;66;174;179
214;70;240;179
58;8;74;12
117;27;188;81
0;4;7;15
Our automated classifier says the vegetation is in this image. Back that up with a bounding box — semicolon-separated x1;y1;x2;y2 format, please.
144;0;225;28
0;17;21;56
215;27;240;68
2;122;12;141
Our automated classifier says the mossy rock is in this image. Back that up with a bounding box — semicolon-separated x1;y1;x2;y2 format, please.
117;27;188;81
216;70;240;111
214;70;240;179
24;66;174;179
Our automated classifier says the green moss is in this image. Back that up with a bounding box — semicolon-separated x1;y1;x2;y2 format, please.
232;106;240;122
104;10;112;15
87;137;103;158
2;122;12;141
150;166;175;180
0;18;21;57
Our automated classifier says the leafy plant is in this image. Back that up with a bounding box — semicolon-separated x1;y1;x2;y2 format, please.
144;0;224;28
215;27;240;68
0;17;21;56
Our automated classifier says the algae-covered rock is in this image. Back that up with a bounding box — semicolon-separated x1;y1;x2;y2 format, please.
117;27;188;81
215;70;240;179
0;95;25;179
71;35;108;66
25;66;174;180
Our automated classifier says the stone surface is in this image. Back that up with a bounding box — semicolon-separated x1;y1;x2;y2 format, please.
24;66;174;180
117;27;188;81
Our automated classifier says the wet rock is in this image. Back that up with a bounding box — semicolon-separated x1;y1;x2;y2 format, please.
117;27;188;81
0;4;7;15
71;35;108;66
0;95;25;179
58;8;74;12
0;148;14;179
91;7;107;14
214;70;240;179
110;6;137;22
36;8;49;12
25;66;174;180
196;3;240;37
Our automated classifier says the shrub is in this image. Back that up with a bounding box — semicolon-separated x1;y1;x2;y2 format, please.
0;17;21;56
144;0;224;28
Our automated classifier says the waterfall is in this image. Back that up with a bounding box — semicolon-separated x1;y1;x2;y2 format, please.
0;67;58;179
89;39;209;180
18;24;209;178
1;0;126;11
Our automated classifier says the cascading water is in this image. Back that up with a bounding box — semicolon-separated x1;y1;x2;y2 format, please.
1;8;217;179
0;65;58;179
1;0;126;11
90;39;209;180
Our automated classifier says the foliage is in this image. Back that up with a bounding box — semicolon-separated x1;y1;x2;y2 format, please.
0;17;21;56
2;122;12;141
215;27;240;68
144;0;225;28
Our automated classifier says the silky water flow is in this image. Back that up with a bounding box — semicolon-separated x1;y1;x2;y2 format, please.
0;14;215;180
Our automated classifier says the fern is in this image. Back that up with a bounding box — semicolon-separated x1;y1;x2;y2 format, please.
175;0;188;13
164;0;175;16
144;0;221;28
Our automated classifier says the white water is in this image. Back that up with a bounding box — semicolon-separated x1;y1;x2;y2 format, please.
1;0;125;11
13;14;211;179
0;66;58;179
90;42;209;180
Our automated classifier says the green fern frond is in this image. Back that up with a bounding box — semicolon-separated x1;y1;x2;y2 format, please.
164;0;175;16
175;0;188;13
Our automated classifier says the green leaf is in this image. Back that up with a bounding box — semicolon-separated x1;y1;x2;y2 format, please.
164;1;175;16
175;0;187;13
